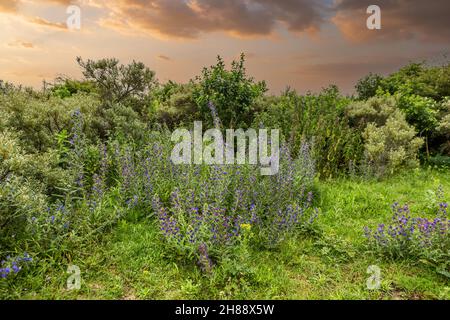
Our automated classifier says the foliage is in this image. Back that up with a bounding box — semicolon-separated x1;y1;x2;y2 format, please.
364;198;449;268
192;54;267;128
76;57;156;109
347;96;424;176
365;62;450;157
0;80;15;95
151;142;318;271
381;62;450;101
355;73;384;100
51;77;96;99
254;86;363;178
0;90;100;152
152;82;200;128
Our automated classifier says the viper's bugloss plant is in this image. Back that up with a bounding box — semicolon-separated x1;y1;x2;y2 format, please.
151;139;318;271
0;253;33;279
364;196;449;265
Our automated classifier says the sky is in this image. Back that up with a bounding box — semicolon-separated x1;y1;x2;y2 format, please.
0;0;449;94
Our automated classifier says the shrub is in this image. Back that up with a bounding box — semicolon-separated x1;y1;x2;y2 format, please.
0;175;48;252
0;91;101;152
153;82;200;128
347;96;424;176
370;61;450;157
0;130;29;179
192;54;267;128
355;73;383;100
254;86;363;178
381;62;450;101
0;80;14;95
51;77;96;99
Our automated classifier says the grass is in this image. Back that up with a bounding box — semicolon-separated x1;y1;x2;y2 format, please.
4;168;450;300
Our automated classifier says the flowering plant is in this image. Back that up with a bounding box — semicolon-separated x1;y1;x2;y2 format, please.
0;253;33;279
364;197;449;266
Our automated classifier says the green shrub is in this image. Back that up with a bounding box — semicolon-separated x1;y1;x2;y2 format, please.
0;91;100;152
355;72;383;100
153;82;200;128
0;175;48;252
0;130;29;179
347;96;424;176
254;87;363;178
51;77;96;99
192;54;267;128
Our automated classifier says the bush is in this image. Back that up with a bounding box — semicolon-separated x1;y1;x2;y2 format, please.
153;82;200;128
51;77;97;99
0;91;101;152
0;175;48;252
370;61;450;157
254;86;363;178
355;73;383;100
193;54;267;128
347;96;424;176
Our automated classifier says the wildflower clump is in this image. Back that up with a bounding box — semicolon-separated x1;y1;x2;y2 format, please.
152;141;319;272
0;253;33;279
364;200;449;264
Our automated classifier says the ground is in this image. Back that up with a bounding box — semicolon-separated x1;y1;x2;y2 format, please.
5;168;450;300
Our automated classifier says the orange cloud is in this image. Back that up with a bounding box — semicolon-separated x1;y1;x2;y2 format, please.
0;0;19;13
157;55;171;61
7;40;35;48
29;16;67;30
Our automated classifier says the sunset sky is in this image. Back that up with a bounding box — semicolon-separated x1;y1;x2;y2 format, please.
1;0;449;94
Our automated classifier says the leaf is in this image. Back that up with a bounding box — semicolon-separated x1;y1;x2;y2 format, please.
436;268;450;279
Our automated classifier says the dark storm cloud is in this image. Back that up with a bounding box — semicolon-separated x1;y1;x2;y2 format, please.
101;0;327;38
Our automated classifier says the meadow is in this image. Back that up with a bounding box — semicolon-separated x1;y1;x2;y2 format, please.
1;56;449;300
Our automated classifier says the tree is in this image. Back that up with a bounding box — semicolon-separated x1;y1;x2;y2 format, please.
76;57;156;106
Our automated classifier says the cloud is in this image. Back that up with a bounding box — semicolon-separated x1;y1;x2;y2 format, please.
157;54;171;61
28;16;67;30
98;0;327;39
333;0;450;42
0;0;70;31
7;40;35;48
0;0;19;13
0;0;75;13
45;0;75;4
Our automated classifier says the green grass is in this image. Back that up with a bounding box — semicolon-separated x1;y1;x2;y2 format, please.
4;168;450;300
